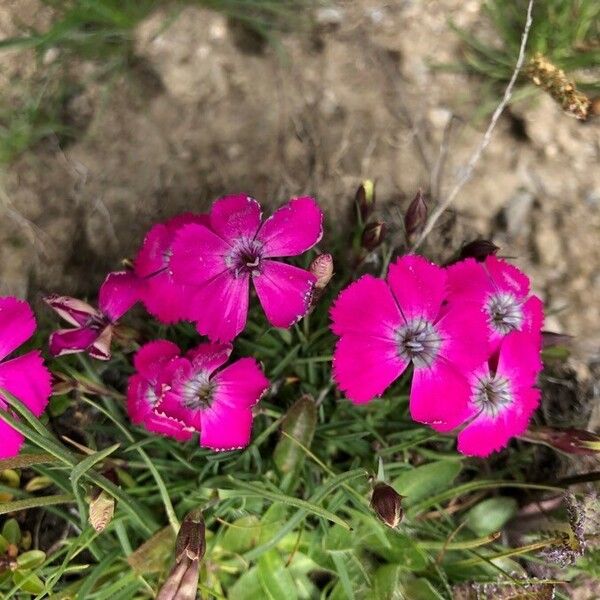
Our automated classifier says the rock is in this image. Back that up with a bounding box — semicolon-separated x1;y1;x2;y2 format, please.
315;7;345;28
533;219;564;269
501;190;534;239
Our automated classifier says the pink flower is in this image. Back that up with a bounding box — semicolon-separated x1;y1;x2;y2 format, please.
170;195;324;342
127;341;193;442
0;298;52;459
446;256;544;349
457;331;542;457
134;213;209;323
45;271;140;360
331;255;490;429
127;340;269;451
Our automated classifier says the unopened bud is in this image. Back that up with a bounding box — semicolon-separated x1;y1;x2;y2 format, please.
370;481;403;528
542;331;573;349
310;254;334;290
458;239;499;262
176;509;206;563
157;509;205;600
404;190;427;240
356;180;376;222
361;221;386;251
524;426;600;456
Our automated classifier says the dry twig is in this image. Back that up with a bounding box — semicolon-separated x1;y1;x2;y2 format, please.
410;0;535;252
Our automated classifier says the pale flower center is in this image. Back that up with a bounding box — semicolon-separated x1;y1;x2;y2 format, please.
473;374;512;417
396;317;441;368
486;292;523;334
182;371;216;409
225;238;264;278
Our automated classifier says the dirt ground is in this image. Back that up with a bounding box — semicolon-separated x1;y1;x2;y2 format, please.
1;2;599;364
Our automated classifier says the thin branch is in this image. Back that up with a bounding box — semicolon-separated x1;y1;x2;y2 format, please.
411;0;535;252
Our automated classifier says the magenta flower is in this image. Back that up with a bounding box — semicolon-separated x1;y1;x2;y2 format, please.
45;271;140;360
0;298;52;459
170;195;324;342
457;331;542;457
134;213;209;324
331;255;490;429
446;256;544;349
128;340;269;451
127;341;193;442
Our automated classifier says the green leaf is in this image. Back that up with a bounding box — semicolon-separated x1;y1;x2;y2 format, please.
70;443;120;489
0;494;74;516
229;479;351;530
16;550;46;570
257;549;299;600
274;396;317;475
12;569;45;594
1;453;57;472
324;524;353;553
361;524;428;571
0;534;9;553
229;567;263;600
2;518;21;545
371;564;401;600
465;497;518;536
393;461;462;506
221;515;261;554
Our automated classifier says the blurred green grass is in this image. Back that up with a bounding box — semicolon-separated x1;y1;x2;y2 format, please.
0;0;317;164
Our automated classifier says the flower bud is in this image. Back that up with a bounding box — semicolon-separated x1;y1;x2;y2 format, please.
356;180;376;222
404;190;427;240
459;239;499;262
157;509;205;600
541;331;573;349
524;426;600;456
361;221;386;251
370;481;403;528
176;509;206;563
309;254;334;291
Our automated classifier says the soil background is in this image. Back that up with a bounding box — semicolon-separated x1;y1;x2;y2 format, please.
1;1;599;407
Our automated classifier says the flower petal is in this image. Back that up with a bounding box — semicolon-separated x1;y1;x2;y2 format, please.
134;340;181;378
387;255;446;321
496;331;543;388
436;302;490;371
253;260;315;328
48;327;100;357
99;271;141;322
522;294;544;336
127;374;192;442
212;357;269;409
187;343;233;375
410;361;472;431
200;405;254;451
209;194;262;242
43;295;99;328
458;387;540;457
135;214;209;278
0;351;51;417
0;416;24;459
140;275;195;323
256;197;323;257
446;258;490;304
142;410;194;442
0;297;36;361
484;256;530;298
190;271;250;342
171;223;231;286
332;334;407;404
330;275;402;339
